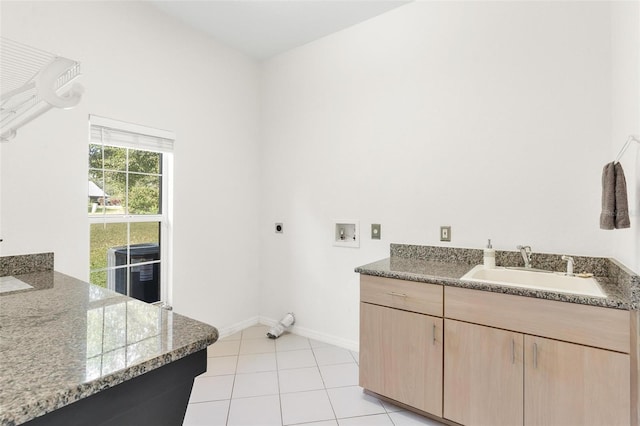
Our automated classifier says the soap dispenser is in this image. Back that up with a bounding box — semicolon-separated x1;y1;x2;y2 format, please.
484;239;496;268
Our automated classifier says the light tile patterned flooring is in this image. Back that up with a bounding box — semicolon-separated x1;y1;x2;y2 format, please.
184;324;444;426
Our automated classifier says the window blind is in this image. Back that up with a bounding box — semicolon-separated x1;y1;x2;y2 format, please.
89;114;174;153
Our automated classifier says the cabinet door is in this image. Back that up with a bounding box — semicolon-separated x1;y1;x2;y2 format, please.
359;302;388;398
443;319;524;426
524;335;630;426
359;302;443;415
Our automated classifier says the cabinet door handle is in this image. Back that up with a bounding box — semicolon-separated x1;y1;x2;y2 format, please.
387;292;407;298
432;323;436;345
533;342;538;369
511;339;515;365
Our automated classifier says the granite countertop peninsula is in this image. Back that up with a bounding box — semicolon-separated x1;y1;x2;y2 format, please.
0;261;218;426
355;244;639;311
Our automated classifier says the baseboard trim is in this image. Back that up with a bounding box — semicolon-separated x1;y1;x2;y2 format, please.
257;316;279;327
216;316;359;352
217;316;260;339
258;316;359;352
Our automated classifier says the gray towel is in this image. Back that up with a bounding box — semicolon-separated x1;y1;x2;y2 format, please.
614;162;630;229
600;162;615;229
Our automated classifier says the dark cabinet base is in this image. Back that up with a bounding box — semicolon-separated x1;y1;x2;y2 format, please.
25;349;207;426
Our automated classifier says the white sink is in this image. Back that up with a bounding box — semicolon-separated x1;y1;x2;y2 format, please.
460;265;607;298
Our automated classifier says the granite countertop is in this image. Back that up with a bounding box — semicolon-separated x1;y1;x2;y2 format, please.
0;271;218;426
356;255;632;310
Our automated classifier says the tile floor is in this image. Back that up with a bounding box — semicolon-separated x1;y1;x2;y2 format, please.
183;324;444;426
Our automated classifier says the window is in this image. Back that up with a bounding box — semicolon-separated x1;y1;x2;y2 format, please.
88;115;173;304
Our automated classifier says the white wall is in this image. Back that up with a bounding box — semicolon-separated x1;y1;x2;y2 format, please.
1;1;636;349
611;1;640;273
0;1;262;329
259;1;616;347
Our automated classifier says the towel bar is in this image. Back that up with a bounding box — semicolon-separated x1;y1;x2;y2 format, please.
614;135;640;162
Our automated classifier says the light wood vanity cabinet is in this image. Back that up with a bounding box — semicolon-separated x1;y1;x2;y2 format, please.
359;275;443;416
360;303;443;414
524;335;630;426
444;286;631;426
444;319;630;426
444;319;524;426
359;274;633;426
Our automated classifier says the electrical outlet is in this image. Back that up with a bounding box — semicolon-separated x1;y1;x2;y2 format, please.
371;224;381;240
440;226;451;242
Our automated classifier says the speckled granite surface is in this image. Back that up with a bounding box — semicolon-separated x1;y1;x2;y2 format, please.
608;258;640;307
357;244;638;310
0;271;218;426
390;244;610;276
0;253;53;277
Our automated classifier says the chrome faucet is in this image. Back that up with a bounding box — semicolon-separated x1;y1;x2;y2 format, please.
561;255;574;276
517;245;533;268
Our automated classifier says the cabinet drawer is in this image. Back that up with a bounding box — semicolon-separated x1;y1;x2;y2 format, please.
360;275;443;316
445;286;630;353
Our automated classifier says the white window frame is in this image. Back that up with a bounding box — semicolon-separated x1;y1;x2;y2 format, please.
88;115;174;306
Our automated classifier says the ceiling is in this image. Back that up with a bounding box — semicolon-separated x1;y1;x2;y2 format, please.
151;1;411;60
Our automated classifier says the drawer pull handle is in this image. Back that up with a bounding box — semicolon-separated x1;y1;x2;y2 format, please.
432;323;436;345
511;339;515;365
387;292;407;298
533;342;538;369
